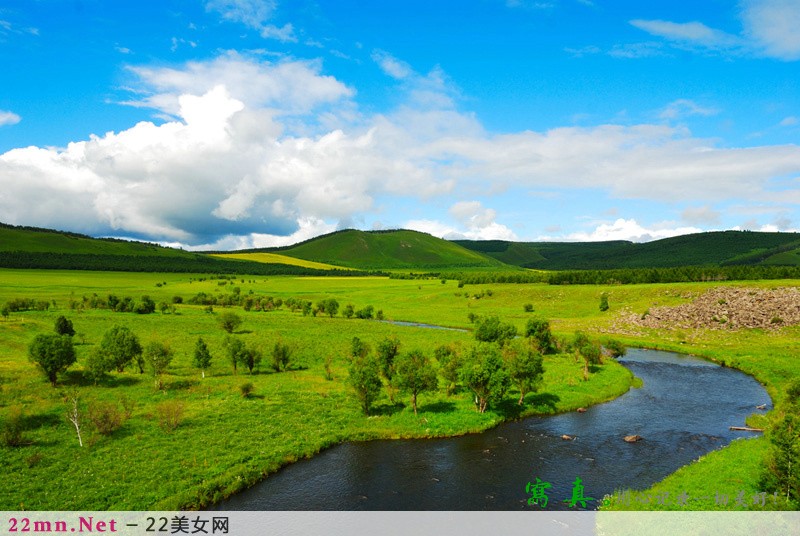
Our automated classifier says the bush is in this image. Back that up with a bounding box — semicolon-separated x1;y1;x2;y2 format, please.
2;407;27;447
523;303;534;313
156;400;185;433
271;342;292;372
54;316;75;336
239;382;254;398
87;401;125;436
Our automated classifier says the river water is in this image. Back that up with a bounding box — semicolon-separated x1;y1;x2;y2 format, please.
212;349;770;511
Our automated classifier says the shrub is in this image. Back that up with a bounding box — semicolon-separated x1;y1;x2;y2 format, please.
239;382;254;398
523;303;534;313
87;401;125;436
54;315;75;336
2;407;27;447
271;342;292;372
156;401;185;433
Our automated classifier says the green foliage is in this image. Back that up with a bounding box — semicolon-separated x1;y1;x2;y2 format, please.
28;333;77;386
377;336;401;401
271;342;292;372
54;315;75;336
503;339;544;405
134;295;156;314
239;382;254;398
355;305;374;319
145;341;174;389
394;349;438;415
193;337;212;378
350;337;370;360
218;312;242;334
156;400;185;433
342;304;355;319
459;343;510;413
523;303;534;312
95;326;143;375
434;344;463;396
524;317;557;354
599;292;609;311
574;331;602;381
473;316;517;346
761;412;800;506
2;407;27;447
347;353;383;416
603;338;627;359
87;401;126;436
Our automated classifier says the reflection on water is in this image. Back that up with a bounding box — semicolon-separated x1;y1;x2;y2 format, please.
212;349;770;511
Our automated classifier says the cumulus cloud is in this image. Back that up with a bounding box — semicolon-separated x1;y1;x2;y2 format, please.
3;53;800;248
551;218;703;243
0;110;20;126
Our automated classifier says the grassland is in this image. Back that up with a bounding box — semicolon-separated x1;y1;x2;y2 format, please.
0;270;797;510
211;252;350;271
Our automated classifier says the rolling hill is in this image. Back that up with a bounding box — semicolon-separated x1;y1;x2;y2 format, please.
248;229;509;271
454;230;800;270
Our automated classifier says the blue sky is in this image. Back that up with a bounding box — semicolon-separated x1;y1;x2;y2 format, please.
1;0;800;249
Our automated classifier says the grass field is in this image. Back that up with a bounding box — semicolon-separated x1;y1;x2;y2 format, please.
0;270;797;510
211;252;350;271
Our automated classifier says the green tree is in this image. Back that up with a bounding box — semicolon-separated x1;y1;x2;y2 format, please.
603;338;627;359
95;326;143;374
599;292;609;312
145;341;173;389
323;298;339;318
193;337;212;378
377;336;401;403
271;341;292;372
761;380;800;506
239;344;262;374
350;336;370;360
347;353;383;416
394;350;438;415
28;334;77;386
218;311;243;334
459;343;510;413
134;295;156;314
474;316;517;346
223;336;246;374
434;344;462;396
54;315;75;337
524;318;557;354
503;339;544;405
574;331;602;381
343;304;355;319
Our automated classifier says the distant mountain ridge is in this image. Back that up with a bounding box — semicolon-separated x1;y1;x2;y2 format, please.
453;230;800;270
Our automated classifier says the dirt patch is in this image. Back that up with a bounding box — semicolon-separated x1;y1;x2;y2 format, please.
622;286;800;331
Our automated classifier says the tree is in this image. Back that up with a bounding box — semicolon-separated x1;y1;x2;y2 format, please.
377;336;401;403
503;339;544;405
474;316;517;346
322;298;339;318
271;341;292;372
28;334;77;386
193;337;212;378
603;338;627;359
761;379;800;505
525;318;557;354
350;336;370;360
134;295;156;314
394;350;438;415
599;292;609;312
347;353;383;416
95;326;143;374
145;341;173;389
343;304;355;319
54;315;75;337
219;311;243;334
435;344;462;396
459;343;510;413
574;331;602;381
223;336;246;374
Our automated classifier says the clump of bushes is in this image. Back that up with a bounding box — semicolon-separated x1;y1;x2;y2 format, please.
156;400;185;433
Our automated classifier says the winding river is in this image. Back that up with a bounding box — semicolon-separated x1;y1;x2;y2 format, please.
212;348;770;510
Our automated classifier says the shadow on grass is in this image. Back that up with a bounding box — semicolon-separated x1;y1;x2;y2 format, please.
371;402;405;416
22;412;61;429
165;379;198;391
418;401;457;414
495;399;525;419
525;392;560;412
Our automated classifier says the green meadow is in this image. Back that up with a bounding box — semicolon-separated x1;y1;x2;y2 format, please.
0;269;798;510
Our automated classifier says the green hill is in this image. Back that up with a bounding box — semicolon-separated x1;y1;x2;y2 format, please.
0;223;353;276
454;230;800;270
257;229;509;270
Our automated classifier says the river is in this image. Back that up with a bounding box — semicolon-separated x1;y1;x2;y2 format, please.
212;348;770;510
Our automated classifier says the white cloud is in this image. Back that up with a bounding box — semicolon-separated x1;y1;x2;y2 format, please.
681;205;721;225
630;1;800;61
0;110;20;126
205;0;296;42
4;53;800;248
372;49;414;80
659;99;719;120
780;116;798;127
741;0;800;61
549;218;704;243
